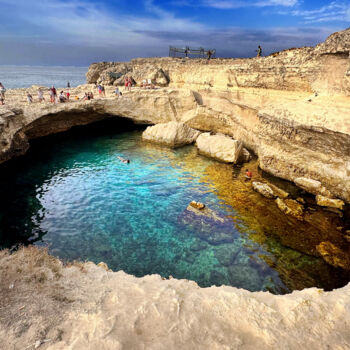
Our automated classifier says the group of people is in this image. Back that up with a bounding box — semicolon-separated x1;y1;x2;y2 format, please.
83;92;94;100
124;77;132;91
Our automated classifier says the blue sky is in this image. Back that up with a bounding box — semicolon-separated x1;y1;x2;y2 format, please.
0;0;349;65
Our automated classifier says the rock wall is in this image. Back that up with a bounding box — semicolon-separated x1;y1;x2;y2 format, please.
0;28;349;203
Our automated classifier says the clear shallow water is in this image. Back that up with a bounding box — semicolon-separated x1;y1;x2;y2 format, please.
0;65;87;89
0;122;349;294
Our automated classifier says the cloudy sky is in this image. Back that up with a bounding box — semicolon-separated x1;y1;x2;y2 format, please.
0;0;349;65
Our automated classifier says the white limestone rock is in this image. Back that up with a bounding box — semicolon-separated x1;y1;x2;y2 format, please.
196;133;243;163
252;182;276;199
142;122;200;148
294;177;332;197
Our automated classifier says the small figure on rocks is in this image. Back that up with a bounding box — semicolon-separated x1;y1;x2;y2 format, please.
0;83;6;105
59;91;66;103
256;45;262;57
245;169;252;180
207;50;212;61
115;87;122;97
37;88;45;102
49;86;57;103
67;81;70;88
26;93;33;103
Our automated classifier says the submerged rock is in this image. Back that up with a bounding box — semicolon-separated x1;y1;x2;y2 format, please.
316;241;350;270
196;133;243;163
142;122;200;148
275;198;304;221
316;195;345;211
252;182;275;199
180;206;235;245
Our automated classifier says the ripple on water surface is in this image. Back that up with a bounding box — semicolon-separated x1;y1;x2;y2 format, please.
0;128;349;294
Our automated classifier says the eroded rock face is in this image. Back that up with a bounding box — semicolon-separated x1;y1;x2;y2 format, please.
196;133;243;163
142;121;200;148
1;28;350;203
316;195;345;210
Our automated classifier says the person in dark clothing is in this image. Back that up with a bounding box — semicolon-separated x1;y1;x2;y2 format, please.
207;50;212;61
256;45;262;57
67;81;71;88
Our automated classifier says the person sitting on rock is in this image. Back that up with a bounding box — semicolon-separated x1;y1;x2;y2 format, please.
245;169;252;180
59;91;66;103
115;87;122;97
88;92;94;99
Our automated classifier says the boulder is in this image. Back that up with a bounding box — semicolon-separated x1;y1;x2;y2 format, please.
294;177;332;197
316;195;345;210
142;122;200;148
275;198;304;221
316;241;350;270
196;133;243;163
252;182;275;199
237;148;251;163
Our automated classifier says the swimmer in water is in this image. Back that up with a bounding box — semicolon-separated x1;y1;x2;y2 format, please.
117;156;130;164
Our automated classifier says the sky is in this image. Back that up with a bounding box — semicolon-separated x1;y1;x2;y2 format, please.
0;0;349;66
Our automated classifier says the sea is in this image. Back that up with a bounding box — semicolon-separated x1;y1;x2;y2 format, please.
0;65;88;89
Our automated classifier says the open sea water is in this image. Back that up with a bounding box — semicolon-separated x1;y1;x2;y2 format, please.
0;65;87;89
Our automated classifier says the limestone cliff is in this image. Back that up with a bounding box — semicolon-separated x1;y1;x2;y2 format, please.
0;29;349;204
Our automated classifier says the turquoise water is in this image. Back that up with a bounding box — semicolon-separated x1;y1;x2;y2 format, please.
0;121;348;293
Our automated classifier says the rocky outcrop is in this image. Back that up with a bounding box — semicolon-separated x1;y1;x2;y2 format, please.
316;195;345;210
1;28;350;203
142;121;200;147
2;246;350;350
196;133;243;163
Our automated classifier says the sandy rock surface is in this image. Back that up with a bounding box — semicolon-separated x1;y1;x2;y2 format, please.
1;247;350;350
142;121;200;147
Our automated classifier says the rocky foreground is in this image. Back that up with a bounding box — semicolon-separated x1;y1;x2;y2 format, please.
1;247;350;350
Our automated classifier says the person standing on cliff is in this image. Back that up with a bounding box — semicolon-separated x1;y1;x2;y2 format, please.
67;81;70;89
256;45;262;57
0;83;6;104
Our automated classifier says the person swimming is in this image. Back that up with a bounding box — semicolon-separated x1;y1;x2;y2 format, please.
117;156;130;164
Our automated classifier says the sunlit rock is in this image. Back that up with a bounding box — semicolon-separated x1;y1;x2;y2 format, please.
142;122;200;148
294;177;332;198
196;133;243;163
316;195;345;210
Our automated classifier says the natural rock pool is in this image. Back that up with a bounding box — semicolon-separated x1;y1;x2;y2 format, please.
1;119;349;294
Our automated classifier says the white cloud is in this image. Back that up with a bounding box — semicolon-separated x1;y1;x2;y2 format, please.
178;0;298;9
283;1;350;23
